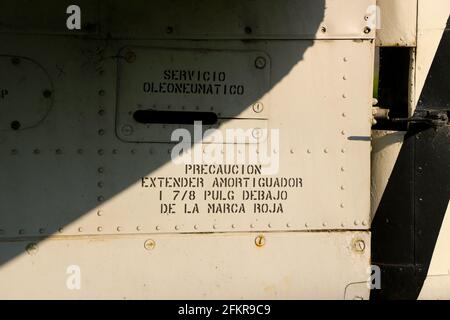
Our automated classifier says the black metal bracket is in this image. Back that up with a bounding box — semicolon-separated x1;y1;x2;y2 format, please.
393;110;449;127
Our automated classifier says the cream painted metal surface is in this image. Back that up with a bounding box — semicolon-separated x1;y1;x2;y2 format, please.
0;38;373;236
414;0;450;108
370;1;450;299
103;0;375;40
413;4;449;287
0;0;374;299
419;275;450;300
0;0;375;39
376;0;418;47
370;130;406;220
0;232;370;299
414;2;450;297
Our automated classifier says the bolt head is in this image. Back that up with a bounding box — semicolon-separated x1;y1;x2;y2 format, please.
43;89;52;98
255;235;266;247
252;102;264;113
353;239;366;253
10;121;21;130
255;56;267;69
26;243;38;255
124;51;136;63
11;57;21;66
121;125;134;136
252;128;263;140
144;239;156;251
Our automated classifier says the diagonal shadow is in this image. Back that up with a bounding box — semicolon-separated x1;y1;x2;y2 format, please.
0;0;325;269
371;16;450;299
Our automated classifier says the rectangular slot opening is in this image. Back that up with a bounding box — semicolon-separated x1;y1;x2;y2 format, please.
373;47;412;131
133;109;218;125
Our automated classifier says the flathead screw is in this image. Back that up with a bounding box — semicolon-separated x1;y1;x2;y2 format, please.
144;239;156;251
255;235;266;247
255;56;266;69
124;51;136;63
252;128;263;140
252;102;264;113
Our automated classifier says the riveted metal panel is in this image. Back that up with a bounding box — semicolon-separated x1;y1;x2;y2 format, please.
0;232;370;299
116;47;270;143
0;56;53;131
102;0;375;40
0;36;373;238
0;0;376;39
0;1;375;299
376;0;418;47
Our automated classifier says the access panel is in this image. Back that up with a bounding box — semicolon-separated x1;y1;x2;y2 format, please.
116;47;270;143
0;0;374;299
0;37;373;237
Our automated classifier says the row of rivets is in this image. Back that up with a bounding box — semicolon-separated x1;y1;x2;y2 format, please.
7;148;161;155
0;220;369;236
7;147;367;156
320;25;372;36
339;56;349;213
163;25;371;36
97;88;106;205
289;146;351;155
